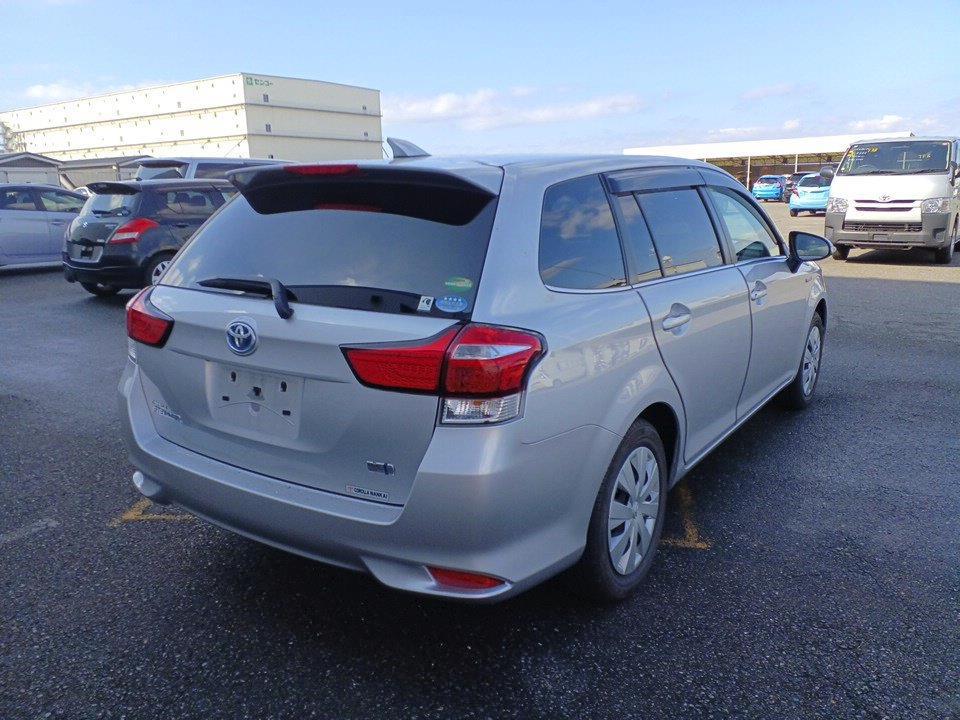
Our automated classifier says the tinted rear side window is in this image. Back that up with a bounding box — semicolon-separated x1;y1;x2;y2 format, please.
637;189;723;276
153;188;221;219
539;175;626;290
163;195;497;318
613;194;661;284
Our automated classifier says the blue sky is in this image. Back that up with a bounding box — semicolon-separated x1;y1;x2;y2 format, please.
1;0;957;154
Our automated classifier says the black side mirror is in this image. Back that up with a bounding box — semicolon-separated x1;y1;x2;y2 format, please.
819;165;835;181
788;231;833;272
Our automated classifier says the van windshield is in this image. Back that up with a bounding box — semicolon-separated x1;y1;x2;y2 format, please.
838;141;951;175
161;194;497;318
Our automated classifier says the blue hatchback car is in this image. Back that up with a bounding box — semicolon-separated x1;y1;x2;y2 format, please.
789;173;831;216
751;175;786;201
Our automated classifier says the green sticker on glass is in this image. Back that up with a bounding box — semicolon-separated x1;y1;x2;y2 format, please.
444;276;474;291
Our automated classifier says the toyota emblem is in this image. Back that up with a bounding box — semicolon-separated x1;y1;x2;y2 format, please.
226;320;257;356
879;194;891;202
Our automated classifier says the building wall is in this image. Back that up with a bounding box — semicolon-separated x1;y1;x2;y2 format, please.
0;73;383;162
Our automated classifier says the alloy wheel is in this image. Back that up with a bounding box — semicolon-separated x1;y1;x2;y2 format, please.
151;260;171;284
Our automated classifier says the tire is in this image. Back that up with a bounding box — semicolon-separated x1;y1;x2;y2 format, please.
934;243;953;264
780;313;825;410
80;281;119;297
789;209;798;217
831;245;849;261
145;253;174;286
575;420;668;601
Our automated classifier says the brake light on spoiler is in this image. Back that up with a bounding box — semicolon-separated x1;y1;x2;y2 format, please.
342;324;544;425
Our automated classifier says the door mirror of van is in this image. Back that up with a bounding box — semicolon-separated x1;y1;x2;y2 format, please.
788;231;833;271
819;165;835;181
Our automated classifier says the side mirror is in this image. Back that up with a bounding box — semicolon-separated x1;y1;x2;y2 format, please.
788;231;833;271
819;165;835;181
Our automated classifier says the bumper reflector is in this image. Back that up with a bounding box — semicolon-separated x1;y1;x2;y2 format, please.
427;566;505;590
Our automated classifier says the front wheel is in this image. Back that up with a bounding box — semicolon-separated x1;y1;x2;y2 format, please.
575;420;668;601
80;281;119;297
934;240;954;265
832;245;849;261
781;314;825;410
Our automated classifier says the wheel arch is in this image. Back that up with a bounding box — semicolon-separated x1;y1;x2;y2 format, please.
634;401;681;487
815;297;827;330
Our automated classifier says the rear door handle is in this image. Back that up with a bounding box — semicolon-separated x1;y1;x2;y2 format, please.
49;220;66;226
662;304;692;331
749;281;768;302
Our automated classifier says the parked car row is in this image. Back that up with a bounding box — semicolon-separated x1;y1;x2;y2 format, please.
750;172;833;216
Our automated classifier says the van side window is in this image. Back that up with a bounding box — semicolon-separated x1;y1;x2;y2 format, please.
539;175;627;290
614;194;662;283
636;189;723;275
706;187;782;261
194;163;240;179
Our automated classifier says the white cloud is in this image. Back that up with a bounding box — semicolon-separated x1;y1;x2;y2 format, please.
782;118;801;131
740;83;795;101
707;126;766;139
383;88;645;131
847;114;906;132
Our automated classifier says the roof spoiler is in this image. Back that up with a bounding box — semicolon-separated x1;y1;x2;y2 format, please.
87;181;140;195
225;164;494;224
386;137;430;159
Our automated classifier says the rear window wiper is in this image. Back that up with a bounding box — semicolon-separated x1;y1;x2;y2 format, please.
198;277;296;319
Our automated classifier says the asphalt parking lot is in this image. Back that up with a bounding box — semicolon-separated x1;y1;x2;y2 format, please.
2;207;959;719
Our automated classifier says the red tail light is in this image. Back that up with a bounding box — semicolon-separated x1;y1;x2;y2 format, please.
342;323;544;423
283;164;360;176
791;187;799;196
428;567;505;591
109;218;159;245
126;287;173;347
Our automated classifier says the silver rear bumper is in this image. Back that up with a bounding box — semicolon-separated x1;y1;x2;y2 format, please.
119;360;618;601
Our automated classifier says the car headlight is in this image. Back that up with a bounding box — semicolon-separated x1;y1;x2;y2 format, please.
826;197;848;213
921;197;951;213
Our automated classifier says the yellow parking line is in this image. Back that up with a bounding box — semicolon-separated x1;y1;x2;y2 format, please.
109;499;194;527
661;482;711;550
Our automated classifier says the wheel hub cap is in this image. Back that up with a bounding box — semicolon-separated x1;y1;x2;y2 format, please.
801;325;822;396
607;446;660;575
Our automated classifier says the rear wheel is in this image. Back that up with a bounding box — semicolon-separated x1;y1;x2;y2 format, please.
781;313;825;410
789;209;798;217
934;241;954;265
831;245;849;261
80;281;119;297
145;253;174;285
575;420;667;601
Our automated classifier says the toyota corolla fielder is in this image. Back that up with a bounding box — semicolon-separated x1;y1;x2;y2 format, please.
120;154;832;601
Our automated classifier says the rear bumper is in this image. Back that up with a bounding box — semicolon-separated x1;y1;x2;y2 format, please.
824;211;952;249
752;190;782;200
119;361;619;602
789;197;828;211
63;251;144;288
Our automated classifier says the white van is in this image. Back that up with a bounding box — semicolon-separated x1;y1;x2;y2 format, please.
825;137;960;263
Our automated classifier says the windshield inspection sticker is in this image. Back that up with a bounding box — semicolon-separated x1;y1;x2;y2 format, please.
444;276;474;292
435;295;469;313
417;295;434;312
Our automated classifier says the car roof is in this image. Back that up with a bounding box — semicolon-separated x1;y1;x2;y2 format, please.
137;157;286;166
852;135;958;144
0;183;81;192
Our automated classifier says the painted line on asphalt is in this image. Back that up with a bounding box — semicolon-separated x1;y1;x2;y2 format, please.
0;517;59;548
661;482;711;550
109;499;194;527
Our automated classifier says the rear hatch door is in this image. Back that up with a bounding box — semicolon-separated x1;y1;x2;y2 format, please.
67;183;140;261
137;162;502;506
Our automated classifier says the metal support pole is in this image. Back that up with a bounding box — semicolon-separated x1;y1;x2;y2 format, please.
746;156;751;188
794;154;799;172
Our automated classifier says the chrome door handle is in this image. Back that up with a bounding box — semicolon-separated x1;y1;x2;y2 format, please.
749;281;768;302
662;311;692;331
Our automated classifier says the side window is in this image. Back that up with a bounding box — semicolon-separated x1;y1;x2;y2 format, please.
539;175;627;290
38;190;84;213
0;188;40;211
636;189;723;276
706;187;782;261
613;194;662;284
194;163;240;179
155;189;219;219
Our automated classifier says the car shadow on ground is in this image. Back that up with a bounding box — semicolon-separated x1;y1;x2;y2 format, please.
843;247;953;266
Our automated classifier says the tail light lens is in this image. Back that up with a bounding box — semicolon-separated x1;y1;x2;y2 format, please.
342;323;544;424
428;566;505;591
126;287;173;347
791;187;799;196
109;218;159;245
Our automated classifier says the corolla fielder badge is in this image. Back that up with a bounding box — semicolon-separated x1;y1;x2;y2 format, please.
226;320;258;356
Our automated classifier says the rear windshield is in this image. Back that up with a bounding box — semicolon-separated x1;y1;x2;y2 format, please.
82;192;139;218
757;176;780;184
136;163;187;180
798;175;830;187
161;195;498;318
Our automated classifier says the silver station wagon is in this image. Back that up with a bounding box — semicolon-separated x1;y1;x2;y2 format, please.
120;155;831;601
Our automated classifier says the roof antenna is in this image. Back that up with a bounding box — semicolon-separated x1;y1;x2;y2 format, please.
386;137;430;159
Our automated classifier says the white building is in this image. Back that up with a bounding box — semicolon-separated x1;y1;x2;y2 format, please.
0;73;383;162
624;131;914;185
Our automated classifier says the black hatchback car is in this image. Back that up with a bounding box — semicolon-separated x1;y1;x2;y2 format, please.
63;179;233;296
